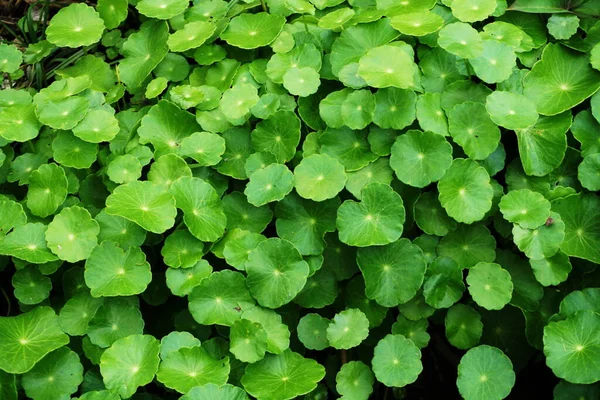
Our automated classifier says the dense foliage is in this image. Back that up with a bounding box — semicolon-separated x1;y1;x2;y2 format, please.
1;0;600;399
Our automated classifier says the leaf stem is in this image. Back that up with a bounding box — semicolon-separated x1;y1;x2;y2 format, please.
260;0;267;12
1;287;11;316
341;349;347;364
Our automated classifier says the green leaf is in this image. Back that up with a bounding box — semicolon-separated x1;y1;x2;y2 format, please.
283;67;321;97
100;334;160;399
320;126;378;171
337;183;405;247
275;193;338;256
105;180;177;234
423;256;465;309
36;97;89;130
188;270;255;326
437;22;483;59
180;132;226;166
578;153;600;191
119;20;169;89
390;11;444;36
138;100;199;157
136;0;188;19
46;206;99;262
357;238;426;307
46;3;105;48
543;310;600;384
357;45;415;89
372;334;423;388
0;307;69;374
485;91;539;130
52;131;98;169
170;176;226;242
551;193;600;263
26;164;68;218
156;346;229;393
244;163;294;207
96;211;147;250
166;260;212;297
438;159;494;224
58;292;104;336
181;384;250;400
448;102;501;160
512;211;565;260
413;191;457;236
467;262;513;310
373;88;417;130
160;331;201;360
87;298;144;348
85;241;151;297
469;40;516;84
97;0;128;30
457;345;516;400
529;250;572;287
523;44;600;116
168;21;216;52
72;108;120;143
293;154;346;202
326;309;369;350
246;238;309;308
499;189;551;229
297;313;330;351
0;44;22;74
0;223;59;264
241;306;291;354
241;349;325;400
0;197;26;239
336;361;374;400
22;347;83;400
341;89;376;130
12;266;52;305
390;130;453;188
445;304;483;350
547;14;579;40
229;319;268;363
451;0;497;22
251;111;301;164
221;13;286;49
162;229;204;269
391;315;430;349
0;105;41;142
515;111;571;177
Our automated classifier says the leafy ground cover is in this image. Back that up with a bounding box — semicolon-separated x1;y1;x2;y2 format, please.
0;0;600;399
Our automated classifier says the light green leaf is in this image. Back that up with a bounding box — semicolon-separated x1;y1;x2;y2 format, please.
372;334;423;388
438;159;494;224
246;238;309;308
105;180;177;234
46;206;99;262
100;334;160;399
241;349;325;400
85;241;151;297
357;238;426;307
467;262;513;310
337;183;405;247
156;346;229;393
457;345;515;400
0;307;69;374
